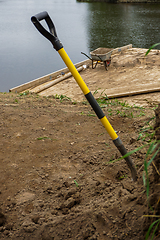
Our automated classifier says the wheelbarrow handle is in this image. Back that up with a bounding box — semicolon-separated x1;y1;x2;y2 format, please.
31;11;63;51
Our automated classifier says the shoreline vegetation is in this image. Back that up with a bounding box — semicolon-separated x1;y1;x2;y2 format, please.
77;0;160;3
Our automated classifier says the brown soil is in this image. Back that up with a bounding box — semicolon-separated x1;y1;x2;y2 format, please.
0;91;159;240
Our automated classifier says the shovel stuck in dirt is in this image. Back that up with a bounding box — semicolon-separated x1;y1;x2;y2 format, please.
31;11;137;182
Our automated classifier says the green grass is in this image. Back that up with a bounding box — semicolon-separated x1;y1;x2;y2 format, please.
145;218;160;240
19;91;29;96
137;117;156;142
111;119;159;239
142;45;160;240
74;180;79;187
114;110;159;240
143;142;160;199
145;43;160;56
54;94;71;102
83;92;146;118
87;112;96;117
119;174;128;180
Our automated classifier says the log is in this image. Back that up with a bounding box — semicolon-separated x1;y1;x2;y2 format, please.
30;65;88;94
111;44;132;55
104;85;160;99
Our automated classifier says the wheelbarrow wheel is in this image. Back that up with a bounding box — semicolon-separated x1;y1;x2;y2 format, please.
104;59;111;71
107;59;111;66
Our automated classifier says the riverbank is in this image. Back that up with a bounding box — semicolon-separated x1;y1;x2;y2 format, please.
77;0;160;3
2;1;160;92
10;47;160;108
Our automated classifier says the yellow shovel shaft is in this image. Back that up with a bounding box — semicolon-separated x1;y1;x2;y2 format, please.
58;48;90;96
58;48;118;141
100;116;118;140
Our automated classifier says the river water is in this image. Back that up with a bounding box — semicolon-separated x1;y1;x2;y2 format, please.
0;0;160;92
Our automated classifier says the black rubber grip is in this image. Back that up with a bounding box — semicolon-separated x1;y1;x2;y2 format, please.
85;92;105;119
31;11;63;51
32;11;49;21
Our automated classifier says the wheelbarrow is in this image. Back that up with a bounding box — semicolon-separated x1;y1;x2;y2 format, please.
81;48;113;70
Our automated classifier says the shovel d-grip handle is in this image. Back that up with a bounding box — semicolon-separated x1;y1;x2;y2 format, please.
31;11;63;51
31;12;137;182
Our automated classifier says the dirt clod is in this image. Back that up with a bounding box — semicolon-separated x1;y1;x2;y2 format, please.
0;210;6;227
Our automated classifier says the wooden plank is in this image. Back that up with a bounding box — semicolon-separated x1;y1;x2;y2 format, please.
104;86;160;99
30;65;87;94
111;44;132;55
9;59;90;93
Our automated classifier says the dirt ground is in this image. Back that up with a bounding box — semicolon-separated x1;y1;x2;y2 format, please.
0;89;159;239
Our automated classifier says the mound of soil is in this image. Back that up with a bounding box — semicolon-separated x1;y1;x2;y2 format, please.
0;92;159;240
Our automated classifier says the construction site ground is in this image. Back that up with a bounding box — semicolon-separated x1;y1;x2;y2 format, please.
0;47;160;239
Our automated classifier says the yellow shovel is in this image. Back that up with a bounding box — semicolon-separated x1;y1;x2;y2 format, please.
31;11;137;181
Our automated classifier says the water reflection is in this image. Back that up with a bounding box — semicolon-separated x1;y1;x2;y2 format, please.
0;0;88;92
86;3;160;51
0;0;160;92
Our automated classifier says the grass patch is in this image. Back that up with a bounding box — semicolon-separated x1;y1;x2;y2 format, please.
83;91;146;118
137;117;156;142
19;91;30;96
54;94;71;102
96;95;145;118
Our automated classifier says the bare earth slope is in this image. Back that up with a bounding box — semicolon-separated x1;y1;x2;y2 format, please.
0;92;158;240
